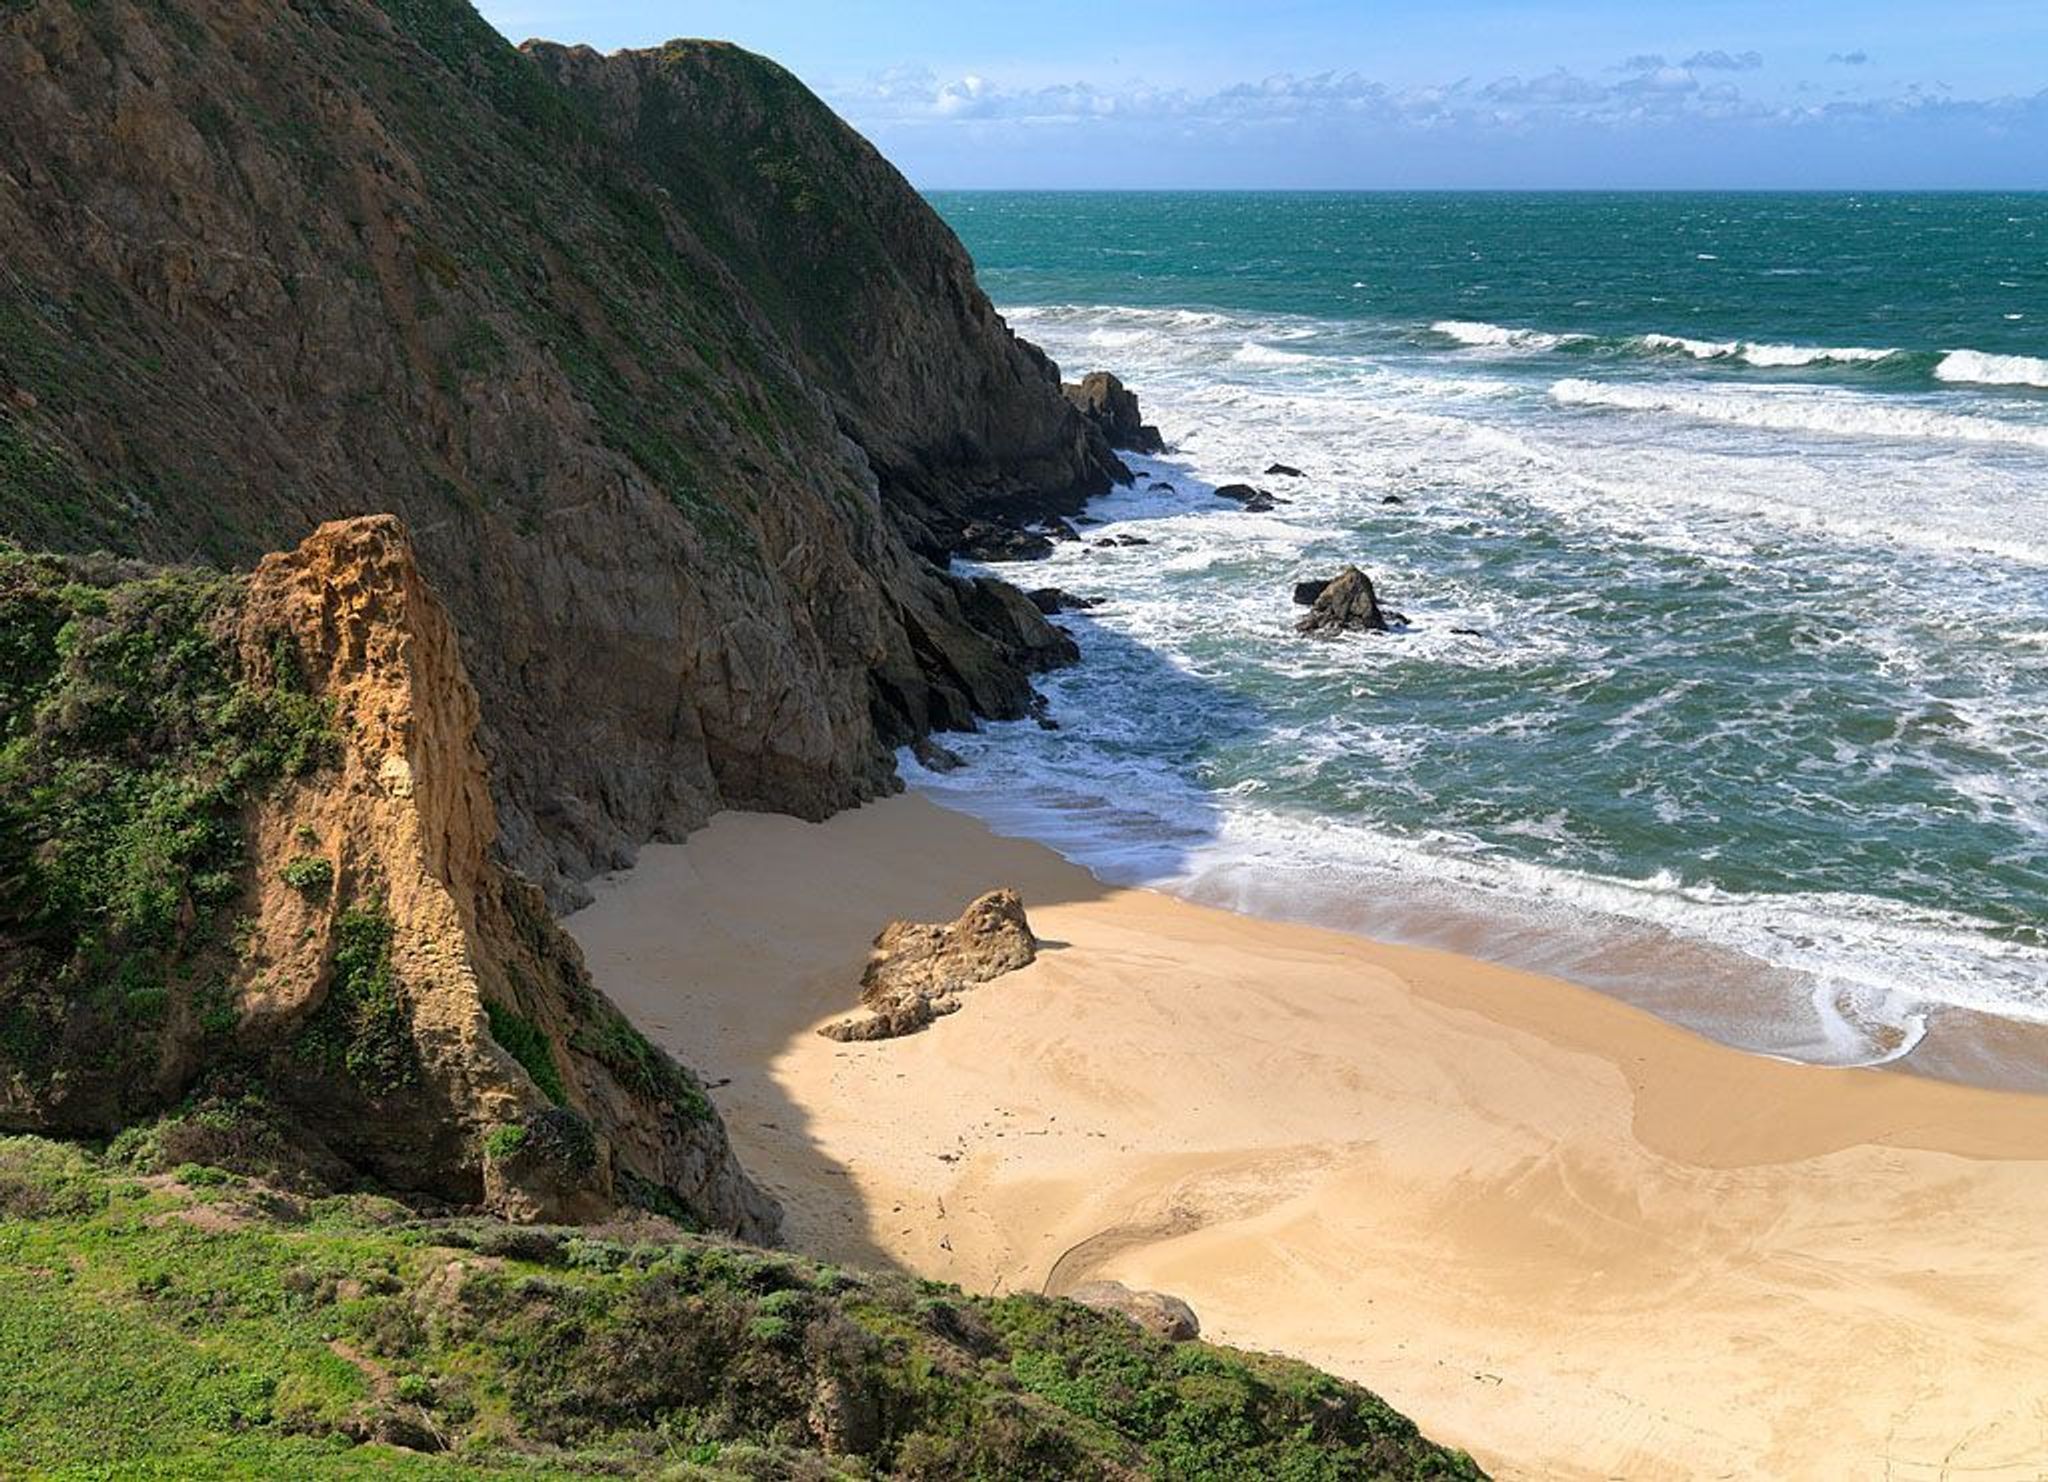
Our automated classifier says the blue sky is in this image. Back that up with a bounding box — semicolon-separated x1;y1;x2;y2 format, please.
476;2;2048;188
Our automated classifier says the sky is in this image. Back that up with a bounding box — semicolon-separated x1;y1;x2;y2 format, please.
475;2;2048;188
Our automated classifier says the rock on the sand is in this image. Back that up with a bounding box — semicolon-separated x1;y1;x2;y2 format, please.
1070;1280;1202;1341
818;890;1038;1042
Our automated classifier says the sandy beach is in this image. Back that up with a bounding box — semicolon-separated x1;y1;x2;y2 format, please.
566;791;2048;1480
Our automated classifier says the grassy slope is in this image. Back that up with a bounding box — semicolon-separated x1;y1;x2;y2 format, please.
0;1136;1484;1480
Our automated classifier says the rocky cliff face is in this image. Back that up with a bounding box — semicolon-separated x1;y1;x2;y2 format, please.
0;0;1121;902
523;39;1129;558
1;516;776;1234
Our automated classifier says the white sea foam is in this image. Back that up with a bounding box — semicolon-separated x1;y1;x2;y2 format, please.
1935;349;2048;389
906;736;2048;1068
1430;319;1582;352
967;299;2048;1062
1551;377;2048;451
1639;333;1900;368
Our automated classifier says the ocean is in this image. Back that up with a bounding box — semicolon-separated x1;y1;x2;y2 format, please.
917;191;2048;1075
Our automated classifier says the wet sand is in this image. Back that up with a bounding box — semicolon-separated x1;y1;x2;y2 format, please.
566;791;2048;1480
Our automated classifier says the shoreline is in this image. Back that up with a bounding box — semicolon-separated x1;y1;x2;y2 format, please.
567;790;2048;1480
911;751;2048;1094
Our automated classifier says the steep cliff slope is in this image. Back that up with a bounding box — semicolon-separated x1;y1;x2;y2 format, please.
0;517;773;1234
0;0;1117;900
525;38;1129;558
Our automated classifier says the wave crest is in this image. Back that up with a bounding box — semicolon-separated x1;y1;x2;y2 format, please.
1935;350;2048;389
1550;378;2048;451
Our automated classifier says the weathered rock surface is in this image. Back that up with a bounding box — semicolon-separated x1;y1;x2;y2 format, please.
1069;1280;1203;1341
0;1;1112;907
819;890;1038;1042
1;516;777;1236
1295;566;1402;635
1062;371;1165;455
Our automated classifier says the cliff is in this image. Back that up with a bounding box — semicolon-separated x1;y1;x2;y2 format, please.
0;0;1120;902
524;38;1129;558
1;517;774;1234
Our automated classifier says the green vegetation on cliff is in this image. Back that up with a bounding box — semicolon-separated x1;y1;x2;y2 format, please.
0;546;333;1114
0;1135;1484;1479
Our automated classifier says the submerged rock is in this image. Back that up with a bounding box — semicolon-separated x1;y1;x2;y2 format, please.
911;737;966;772
956;521;1055;562
1295;566;1402;635
1216;483;1284;512
1070;1280;1202;1341
1265;462;1303;477
819;890;1039;1042
1063;371;1165;454
1027;588;1103;615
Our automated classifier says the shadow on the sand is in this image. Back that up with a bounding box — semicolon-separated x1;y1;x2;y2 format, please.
567;609;1270;1275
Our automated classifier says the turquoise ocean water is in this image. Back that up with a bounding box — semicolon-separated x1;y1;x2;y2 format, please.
919;192;2048;1073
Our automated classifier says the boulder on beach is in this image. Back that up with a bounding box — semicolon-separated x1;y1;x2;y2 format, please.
1295;565;1403;635
1069;1280;1202;1342
1063;371;1165;454
818;890;1038;1042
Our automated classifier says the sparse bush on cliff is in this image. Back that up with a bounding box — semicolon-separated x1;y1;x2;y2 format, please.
482;999;565;1104
280;855;334;899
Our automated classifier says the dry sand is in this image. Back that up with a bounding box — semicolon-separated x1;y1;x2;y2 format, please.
566;791;2048;1480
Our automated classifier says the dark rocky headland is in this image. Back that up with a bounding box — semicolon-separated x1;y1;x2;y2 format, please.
0;1;1481;1474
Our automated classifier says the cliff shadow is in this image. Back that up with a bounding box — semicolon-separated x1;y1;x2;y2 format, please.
567;611;1273;1279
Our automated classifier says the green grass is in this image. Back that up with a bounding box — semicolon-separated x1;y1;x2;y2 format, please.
0;1135;1486;1480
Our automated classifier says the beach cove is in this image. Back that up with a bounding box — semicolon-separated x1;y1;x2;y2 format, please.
569;790;2048;1480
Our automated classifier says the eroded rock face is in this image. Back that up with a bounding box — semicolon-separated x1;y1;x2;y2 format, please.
819;890;1038;1042
0;2;1105;906
0;515;776;1235
1295;566;1393;635
247;518;778;1233
1063;371;1166;455
1069;1280;1203;1342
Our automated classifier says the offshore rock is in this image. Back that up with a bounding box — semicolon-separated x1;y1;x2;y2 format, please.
1296;565;1398;635
1063;371;1165;454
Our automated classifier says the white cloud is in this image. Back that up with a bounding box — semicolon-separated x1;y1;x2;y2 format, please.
823;60;2047;147
1684;49;1764;71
